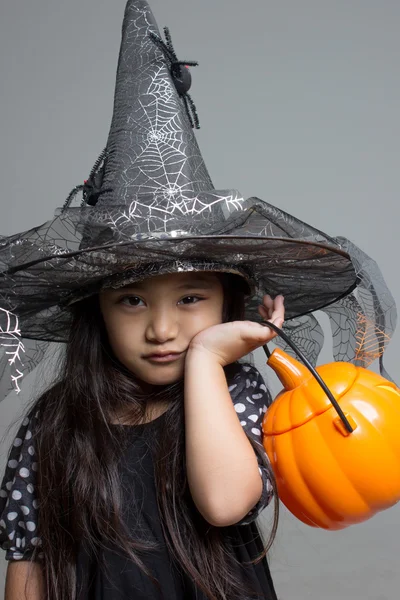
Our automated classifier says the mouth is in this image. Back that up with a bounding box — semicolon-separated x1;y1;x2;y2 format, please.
143;352;184;363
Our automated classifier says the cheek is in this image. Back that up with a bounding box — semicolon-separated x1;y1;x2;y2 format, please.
184;300;224;336
210;298;224;323
209;293;224;323
103;314;141;358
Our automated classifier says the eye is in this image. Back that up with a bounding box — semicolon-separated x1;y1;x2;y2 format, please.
178;296;203;305
119;295;144;307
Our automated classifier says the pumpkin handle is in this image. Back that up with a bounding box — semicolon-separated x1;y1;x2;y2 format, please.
261;320;354;434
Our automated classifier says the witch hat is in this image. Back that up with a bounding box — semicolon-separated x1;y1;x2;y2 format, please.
0;0;396;399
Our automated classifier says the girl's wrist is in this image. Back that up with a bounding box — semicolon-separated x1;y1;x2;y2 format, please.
185;344;226;370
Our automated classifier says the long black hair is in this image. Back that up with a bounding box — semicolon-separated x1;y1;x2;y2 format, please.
25;273;278;599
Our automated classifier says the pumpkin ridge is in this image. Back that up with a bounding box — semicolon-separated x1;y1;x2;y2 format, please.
346;382;400;509
266;370;358;437
318;408;370;519
290;433;325;527
298;412;371;527
272;422;329;527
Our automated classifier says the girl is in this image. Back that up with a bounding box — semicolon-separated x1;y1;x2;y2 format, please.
0;0;395;598
1;271;284;600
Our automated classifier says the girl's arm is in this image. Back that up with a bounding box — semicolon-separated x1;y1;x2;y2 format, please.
184;350;264;527
5;562;44;600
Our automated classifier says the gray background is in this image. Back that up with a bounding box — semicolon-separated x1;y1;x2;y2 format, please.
0;0;399;598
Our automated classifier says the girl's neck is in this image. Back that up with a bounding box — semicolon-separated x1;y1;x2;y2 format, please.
110;400;171;426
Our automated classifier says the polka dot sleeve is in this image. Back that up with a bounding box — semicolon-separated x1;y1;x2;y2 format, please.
0;412;42;561
228;363;274;525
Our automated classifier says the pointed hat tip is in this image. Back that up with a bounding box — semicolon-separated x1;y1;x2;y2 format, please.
96;0;211;204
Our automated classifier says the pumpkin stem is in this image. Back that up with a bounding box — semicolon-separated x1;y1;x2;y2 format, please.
267;348;312;390
262;321;354;433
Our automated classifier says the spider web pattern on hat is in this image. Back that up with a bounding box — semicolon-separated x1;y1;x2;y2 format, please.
91;0;212;206
0;0;396;399
273;238;396;377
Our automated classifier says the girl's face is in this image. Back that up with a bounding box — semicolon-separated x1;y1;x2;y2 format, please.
99;271;224;386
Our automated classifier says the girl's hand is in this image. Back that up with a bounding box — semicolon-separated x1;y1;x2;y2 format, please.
188;295;285;367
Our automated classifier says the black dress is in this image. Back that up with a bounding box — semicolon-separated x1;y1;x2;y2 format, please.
76;413;277;599
1;364;278;600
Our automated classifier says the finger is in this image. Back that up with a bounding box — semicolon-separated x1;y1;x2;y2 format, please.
264;295;284;317
262;294;274;311
271;305;285;323
264;296;275;319
266;308;284;340
258;305;269;320
258;311;282;332
273;317;285;330
272;294;284;310
269;315;284;335
241;321;275;343
258;306;276;323
259;295;283;319
263;308;276;323
259;296;274;321
271;296;285;320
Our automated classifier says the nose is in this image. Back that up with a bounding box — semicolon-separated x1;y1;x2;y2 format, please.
145;306;179;343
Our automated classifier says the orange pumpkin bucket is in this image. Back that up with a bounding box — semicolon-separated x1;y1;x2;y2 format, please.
260;323;400;530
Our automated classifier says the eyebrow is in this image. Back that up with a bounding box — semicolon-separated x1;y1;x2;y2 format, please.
176;280;215;290
120;278;216;292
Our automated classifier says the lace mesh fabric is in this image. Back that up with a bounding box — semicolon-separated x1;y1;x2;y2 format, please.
0;196;396;399
274;238;396;377
0;0;396;398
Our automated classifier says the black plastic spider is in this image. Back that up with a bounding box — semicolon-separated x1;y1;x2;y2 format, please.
62;147;108;210
149;26;200;129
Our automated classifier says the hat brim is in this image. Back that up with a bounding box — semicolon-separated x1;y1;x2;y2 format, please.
2;234;356;343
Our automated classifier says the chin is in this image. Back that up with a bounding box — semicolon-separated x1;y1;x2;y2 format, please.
142;375;182;387
129;364;184;387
